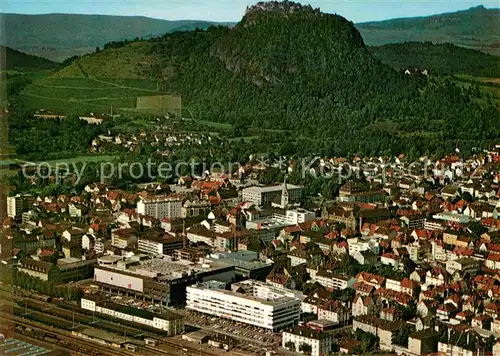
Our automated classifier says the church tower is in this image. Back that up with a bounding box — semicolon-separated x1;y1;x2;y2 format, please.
281;174;289;208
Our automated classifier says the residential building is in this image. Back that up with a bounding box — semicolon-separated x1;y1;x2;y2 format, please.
445;258;481;276
136;196;182;219
7;194;34;218
282;326;333;356
138;233;183;256
407;329;441;356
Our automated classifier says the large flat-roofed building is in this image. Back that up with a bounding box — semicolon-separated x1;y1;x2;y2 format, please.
138;232;183;256
209;251;274;279
81;296;184;335
18;257;95;283
273;209;315;225
93;256;235;306
242;184;302;206
186;279;303;331
137;196;182;219
338;182;387;204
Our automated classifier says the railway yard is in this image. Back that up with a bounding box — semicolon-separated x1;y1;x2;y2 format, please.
0;286;282;356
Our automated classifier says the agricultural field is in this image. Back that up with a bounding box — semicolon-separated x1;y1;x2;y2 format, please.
18;76;166;115
454;75;500;109
51;41;154;79
40;155;117;166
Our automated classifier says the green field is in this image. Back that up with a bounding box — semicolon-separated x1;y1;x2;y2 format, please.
19;76;166;114
454;75;500;108
40;155;117;166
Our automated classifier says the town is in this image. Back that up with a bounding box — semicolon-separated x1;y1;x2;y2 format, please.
2;144;500;356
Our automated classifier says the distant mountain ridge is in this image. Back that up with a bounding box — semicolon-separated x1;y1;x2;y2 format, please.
357;5;500;55
1;4;499;62
0;13;232;62
0;46;58;71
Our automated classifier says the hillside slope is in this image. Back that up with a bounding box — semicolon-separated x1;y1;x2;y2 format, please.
0;13;230;62
357;5;500;55
0;46;58;71
26;1;500;155
369;42;500;77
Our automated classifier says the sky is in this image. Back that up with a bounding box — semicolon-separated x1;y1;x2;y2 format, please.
1;0;499;23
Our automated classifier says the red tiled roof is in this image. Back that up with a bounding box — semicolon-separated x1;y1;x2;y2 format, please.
356;272;385;286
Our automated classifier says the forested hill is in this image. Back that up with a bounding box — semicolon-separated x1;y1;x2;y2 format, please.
0;13;230;62
369;42;500;77
357;5;500;56
31;1;500;156
0;46;59;71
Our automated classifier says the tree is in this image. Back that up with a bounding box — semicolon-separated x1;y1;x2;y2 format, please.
298;343;312;355
398;300;417;320
354;329;379;353
393;327;411;347
284;341;296;352
461;191;473;202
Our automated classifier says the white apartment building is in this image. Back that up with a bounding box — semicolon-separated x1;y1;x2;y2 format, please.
348;237;379;256
138;236;165;255
424;218;446;231
437;341;475;356
94;238;109;254
431;240;447;261
186;280;302;331
273;209;315;225
7;195;27;218
433;212;470;224
242;184;302;206
314;270;349;290
282;326;333;356
136;196;182;219
138;234;183;256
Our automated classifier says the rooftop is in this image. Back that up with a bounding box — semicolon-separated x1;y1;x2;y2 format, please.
75;327;129;345
243;184;302;193
189;279;302;306
283;325;330;340
96;300;183;321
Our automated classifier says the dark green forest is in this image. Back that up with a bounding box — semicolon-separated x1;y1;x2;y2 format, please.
149;8;500;156
7;106;106;161
5;3;500;163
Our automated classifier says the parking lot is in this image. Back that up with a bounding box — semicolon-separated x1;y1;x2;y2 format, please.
182;309;282;346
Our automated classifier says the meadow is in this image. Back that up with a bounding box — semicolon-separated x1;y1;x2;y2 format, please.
18;76;165;114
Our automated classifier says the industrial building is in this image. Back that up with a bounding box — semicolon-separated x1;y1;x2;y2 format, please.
186;279;303;331
93;255;235;306
81;296;184;335
209;251;274;279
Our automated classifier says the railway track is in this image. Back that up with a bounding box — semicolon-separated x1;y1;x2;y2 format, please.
0;310;134;356
0;293;220;356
